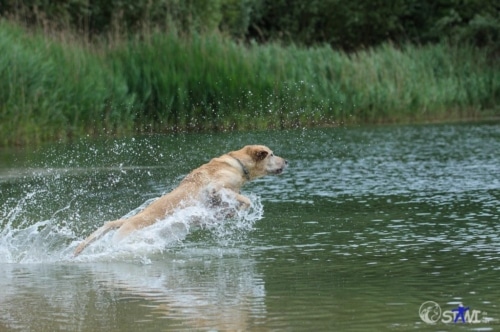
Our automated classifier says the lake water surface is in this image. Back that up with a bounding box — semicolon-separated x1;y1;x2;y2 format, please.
0;122;499;331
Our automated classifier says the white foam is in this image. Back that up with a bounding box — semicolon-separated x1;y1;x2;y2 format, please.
0;193;263;264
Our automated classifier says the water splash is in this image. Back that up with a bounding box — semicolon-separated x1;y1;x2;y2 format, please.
0;188;263;264
72;194;263;263
0;137;269;264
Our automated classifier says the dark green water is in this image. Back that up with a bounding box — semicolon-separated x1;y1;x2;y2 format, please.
1;122;499;331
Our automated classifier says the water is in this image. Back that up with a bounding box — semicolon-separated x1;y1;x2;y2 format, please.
0;122;499;331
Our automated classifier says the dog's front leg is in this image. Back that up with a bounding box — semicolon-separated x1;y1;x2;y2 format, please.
218;188;252;210
234;193;251;210
207;188;252;219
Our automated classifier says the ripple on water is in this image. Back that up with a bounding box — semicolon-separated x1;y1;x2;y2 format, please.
1;123;499;331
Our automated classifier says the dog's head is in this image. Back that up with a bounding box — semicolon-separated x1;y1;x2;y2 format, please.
231;145;288;180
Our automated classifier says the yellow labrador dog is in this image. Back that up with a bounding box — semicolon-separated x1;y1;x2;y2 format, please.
74;145;287;256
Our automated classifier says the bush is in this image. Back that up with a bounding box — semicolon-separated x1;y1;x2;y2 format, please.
1;0;498;50
247;0;500;50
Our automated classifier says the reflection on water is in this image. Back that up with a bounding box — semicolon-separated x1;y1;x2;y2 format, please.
0;253;265;331
0;122;499;331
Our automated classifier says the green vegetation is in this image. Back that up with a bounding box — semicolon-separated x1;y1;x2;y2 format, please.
0;22;135;145
0;0;499;146
2;0;499;50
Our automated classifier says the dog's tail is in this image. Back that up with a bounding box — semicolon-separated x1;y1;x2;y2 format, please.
73;219;126;257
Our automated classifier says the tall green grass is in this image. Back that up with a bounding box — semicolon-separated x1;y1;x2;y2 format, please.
0;22;135;145
100;34;500;130
1;21;498;146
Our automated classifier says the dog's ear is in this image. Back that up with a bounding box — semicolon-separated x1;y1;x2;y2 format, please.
253;149;269;161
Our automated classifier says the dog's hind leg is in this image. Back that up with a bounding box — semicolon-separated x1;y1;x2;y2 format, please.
73;219;126;256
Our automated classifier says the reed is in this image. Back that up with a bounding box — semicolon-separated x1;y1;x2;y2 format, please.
1;21;498;146
0;21;135;146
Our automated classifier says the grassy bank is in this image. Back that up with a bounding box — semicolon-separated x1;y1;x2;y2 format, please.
0;21;498;146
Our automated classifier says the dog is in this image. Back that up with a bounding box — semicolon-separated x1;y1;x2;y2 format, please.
74;145;288;256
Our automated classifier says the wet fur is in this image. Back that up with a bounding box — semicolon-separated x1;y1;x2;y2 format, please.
74;145;287;256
